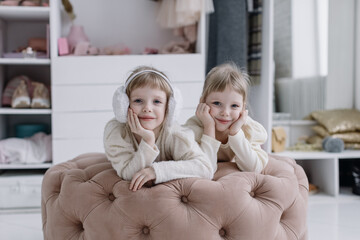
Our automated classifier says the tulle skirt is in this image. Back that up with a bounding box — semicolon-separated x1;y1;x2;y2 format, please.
157;0;214;28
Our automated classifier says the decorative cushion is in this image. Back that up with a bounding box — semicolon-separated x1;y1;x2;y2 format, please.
310;109;360;134
312;125;360;143
42;153;308;240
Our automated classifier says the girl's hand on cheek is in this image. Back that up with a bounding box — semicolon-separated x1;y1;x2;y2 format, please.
129;167;156;191
196;103;215;138
128;109;155;146
229;109;248;136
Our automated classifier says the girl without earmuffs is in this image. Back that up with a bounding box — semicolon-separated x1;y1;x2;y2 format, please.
104;66;213;191
184;62;269;174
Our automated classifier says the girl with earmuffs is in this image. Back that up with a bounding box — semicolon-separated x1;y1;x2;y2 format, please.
104;66;213;192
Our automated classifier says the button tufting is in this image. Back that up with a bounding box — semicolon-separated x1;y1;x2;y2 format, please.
219;228;226;237
249;191;255;197
108;193;115;201
142;226;150;235
78;222;84;231
181;196;188;203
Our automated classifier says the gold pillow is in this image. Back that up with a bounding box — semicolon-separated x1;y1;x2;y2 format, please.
345;143;360;150
310;109;360;134
312;125;329;137
312;125;360;143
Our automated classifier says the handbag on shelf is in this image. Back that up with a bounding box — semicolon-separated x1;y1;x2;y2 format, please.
272;127;287;152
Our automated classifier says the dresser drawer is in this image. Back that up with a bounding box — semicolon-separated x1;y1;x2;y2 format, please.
53;54;205;85
52;139;105;164
52;112;114;139
52;82;202;112
52;85;114;112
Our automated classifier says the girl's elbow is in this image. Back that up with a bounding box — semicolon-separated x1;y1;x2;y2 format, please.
203;165;214;179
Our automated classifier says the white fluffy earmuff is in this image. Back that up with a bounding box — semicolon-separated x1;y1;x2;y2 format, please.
112;70;182;126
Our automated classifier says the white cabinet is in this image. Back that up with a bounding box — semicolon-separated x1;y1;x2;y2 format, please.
0;6;52;170
50;0;206;163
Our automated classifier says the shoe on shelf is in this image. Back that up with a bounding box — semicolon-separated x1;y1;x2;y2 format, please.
2;75;32;107
31;81;50;108
352;164;360;196
11;80;30;108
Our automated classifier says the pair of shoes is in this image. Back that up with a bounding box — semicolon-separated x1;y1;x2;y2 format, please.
11;80;50;109
352;164;360;196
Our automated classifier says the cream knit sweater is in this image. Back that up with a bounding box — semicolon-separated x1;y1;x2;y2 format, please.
184;116;268;173
103;118;213;184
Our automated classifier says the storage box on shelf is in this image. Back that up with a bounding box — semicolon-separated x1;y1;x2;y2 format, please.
0;5;52;170
0;169;45;210
272;119;360;197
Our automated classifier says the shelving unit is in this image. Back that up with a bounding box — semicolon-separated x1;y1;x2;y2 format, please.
0;5;52;171
271;0;360;197
272;118;360;197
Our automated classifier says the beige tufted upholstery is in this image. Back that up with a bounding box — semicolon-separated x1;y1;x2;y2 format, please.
42;153;308;240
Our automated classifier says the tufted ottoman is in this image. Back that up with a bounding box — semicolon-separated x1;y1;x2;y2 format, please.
42;153;308;240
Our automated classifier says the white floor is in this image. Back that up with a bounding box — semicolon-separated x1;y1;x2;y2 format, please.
0;189;359;240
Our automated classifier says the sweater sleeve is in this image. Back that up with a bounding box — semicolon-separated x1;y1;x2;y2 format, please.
183;116;220;174
199;134;221;173
152;127;214;184
228;117;268;173
103;119;159;181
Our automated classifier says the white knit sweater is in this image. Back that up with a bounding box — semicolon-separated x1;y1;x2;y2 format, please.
103;118;213;184
184;116;268;173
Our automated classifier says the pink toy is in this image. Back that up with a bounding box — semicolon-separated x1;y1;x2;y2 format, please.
143;47;159;55
67;25;89;53
58;38;70;56
73;42;98;56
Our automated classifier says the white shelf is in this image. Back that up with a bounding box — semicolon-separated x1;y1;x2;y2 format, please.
0;58;50;65
274;150;360;160
0;163;52;169
0;6;49;21
0;108;51;114
272;119;317;126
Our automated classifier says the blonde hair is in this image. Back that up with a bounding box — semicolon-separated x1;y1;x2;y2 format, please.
126;66;172;101
201;62;250;104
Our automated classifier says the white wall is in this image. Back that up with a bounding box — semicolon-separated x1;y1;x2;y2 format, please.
274;0;292;79
316;0;328;76
356;0;360;110
326;0;355;109
292;0;318;78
